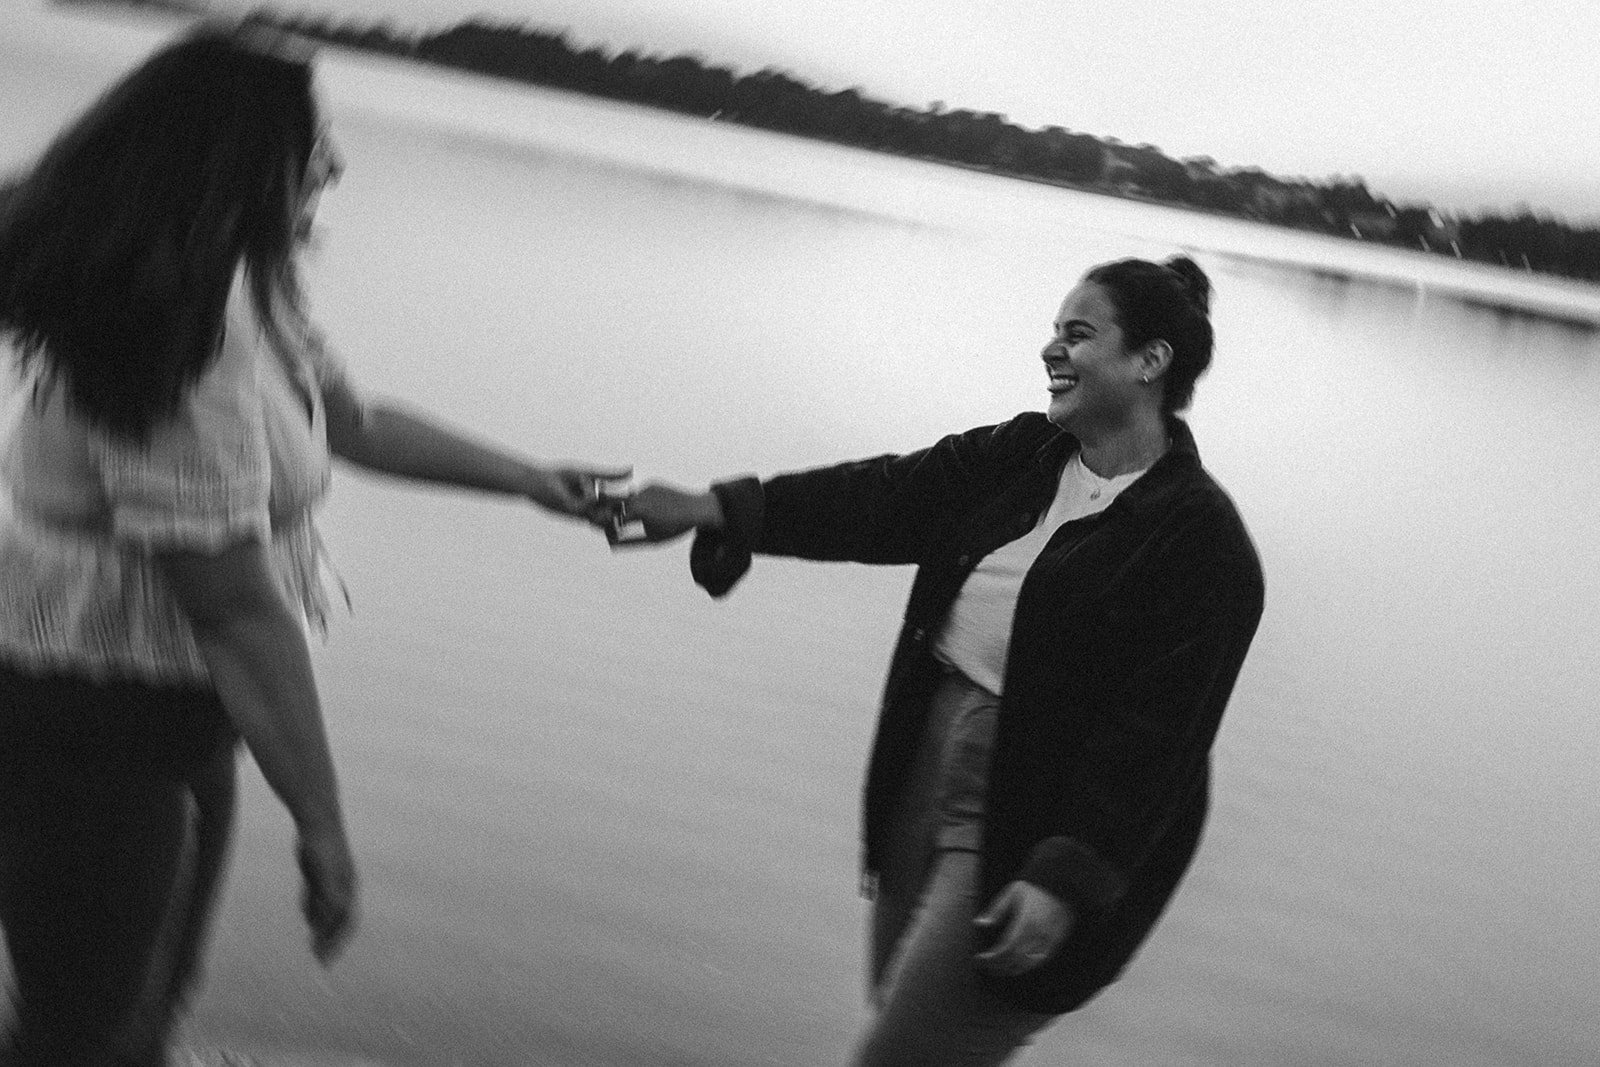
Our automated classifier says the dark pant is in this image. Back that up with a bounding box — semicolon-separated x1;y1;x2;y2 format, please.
0;665;234;1067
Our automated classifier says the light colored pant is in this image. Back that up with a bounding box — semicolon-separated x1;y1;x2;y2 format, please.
852;672;1058;1067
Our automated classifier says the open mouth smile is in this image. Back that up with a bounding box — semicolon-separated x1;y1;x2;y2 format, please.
1047;369;1078;395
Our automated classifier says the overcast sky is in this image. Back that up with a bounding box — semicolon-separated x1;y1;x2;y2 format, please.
206;0;1598;221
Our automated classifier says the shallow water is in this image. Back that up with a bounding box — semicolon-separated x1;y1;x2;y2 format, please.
5;9;1600;1065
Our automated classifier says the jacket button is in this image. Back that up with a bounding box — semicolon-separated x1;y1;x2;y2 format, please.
956;553;972;567
910;627;926;642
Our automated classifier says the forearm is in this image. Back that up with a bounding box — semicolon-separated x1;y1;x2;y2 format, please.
333;399;539;496
189;608;343;835
685;464;923;599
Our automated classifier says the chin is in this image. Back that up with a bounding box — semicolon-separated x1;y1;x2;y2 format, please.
1046;398;1078;431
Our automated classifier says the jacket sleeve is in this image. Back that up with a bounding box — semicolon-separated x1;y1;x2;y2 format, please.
1019;503;1265;912
691;417;1039;597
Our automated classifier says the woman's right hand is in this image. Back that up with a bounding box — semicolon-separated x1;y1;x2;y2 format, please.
296;824;358;965
617;483;725;543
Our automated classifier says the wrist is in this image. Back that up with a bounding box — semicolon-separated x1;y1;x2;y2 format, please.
517;462;551;500
695;490;726;530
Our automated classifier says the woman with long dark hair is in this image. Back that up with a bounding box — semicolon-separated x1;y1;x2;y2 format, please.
613;256;1265;1065
0;25;619;1064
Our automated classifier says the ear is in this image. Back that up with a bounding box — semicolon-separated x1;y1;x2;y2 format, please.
1138;339;1173;382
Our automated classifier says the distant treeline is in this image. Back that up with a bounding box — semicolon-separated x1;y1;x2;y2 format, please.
67;1;1600;284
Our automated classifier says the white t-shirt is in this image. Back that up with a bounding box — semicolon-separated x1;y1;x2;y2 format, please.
932;452;1148;696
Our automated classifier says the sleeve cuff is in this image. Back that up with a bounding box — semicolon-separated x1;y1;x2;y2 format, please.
1019;835;1130;912
689;476;763;598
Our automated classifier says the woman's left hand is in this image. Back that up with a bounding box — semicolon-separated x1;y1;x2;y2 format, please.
972;880;1075;977
525;463;632;521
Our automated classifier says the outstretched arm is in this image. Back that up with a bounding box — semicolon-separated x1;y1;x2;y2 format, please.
613;417;1049;552
323;376;625;520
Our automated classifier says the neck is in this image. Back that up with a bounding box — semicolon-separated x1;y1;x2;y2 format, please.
1076;409;1170;478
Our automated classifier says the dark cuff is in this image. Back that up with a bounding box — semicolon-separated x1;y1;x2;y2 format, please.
690;476;763;598
1019;835;1130;913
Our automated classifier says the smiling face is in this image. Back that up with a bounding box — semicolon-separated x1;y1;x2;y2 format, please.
1042;282;1152;437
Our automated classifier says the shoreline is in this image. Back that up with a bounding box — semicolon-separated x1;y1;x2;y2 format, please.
327;43;1600;329
30;1;1600;329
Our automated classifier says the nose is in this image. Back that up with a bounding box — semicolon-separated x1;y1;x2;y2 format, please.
309;134;345;189
316;151;344;191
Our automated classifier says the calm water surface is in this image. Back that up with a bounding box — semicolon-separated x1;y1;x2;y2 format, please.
5;10;1600;1065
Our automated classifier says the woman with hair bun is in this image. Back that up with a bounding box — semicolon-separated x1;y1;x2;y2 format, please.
0;24;620;1064
613;255;1265;1065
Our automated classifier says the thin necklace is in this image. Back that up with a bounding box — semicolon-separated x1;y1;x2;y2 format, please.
1081;437;1170;498
1078;454;1112;500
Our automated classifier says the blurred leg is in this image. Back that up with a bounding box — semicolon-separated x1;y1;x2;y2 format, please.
166;742;241;1000
867;821;932;1003
854;851;1056;1067
0;763;188;1066
117;743;241;1065
866;685;953;1003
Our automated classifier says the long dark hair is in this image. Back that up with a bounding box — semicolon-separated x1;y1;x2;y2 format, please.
0;25;319;438
1084;255;1213;413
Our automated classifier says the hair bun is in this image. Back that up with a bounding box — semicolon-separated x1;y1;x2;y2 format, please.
1163;255;1211;314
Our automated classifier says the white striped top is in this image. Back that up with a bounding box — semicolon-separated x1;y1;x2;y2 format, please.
0;275;348;686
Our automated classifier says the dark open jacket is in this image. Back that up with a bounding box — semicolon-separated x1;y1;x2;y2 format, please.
690;412;1265;1013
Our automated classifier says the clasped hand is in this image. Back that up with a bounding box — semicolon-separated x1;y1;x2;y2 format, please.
523;463;632;522
590;482;724;545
